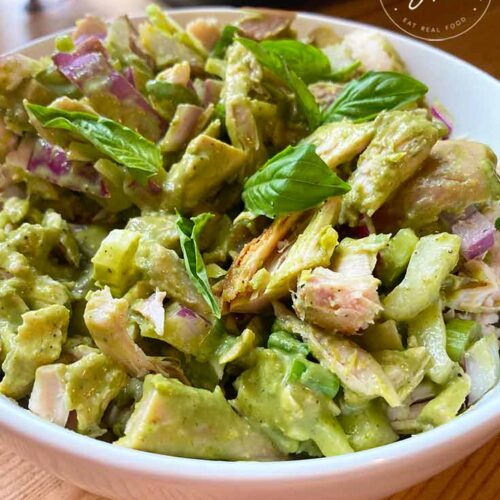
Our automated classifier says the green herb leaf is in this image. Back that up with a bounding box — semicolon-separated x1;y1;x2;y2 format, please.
259;39;331;83
212;25;238;59
236;37;321;130
25;102;162;183
495;217;500;231
323;71;428;123
242;143;350;218
176;212;221;319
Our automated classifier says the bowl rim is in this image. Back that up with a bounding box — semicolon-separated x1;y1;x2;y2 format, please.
0;5;499;483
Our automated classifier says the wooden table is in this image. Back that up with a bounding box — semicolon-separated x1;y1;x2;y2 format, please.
0;0;498;498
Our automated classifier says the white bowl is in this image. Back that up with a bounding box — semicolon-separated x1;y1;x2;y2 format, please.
1;7;499;500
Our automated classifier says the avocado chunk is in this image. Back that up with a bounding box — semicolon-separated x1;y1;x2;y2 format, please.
375;140;500;231
417;374;470;428
233;348;352;456
117;374;282;460
125;213;179;249
91;229;140;296
338;399;398;451
65;352;128;436
164;134;246;212
0;304;69;399
340;110;444;225
0;293;28;362
373;347;431;401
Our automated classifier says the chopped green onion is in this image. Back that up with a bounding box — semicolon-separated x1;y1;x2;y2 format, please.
286;357;307;382
55;35;74;53
445;318;480;362
300;363;340;399
283;354;340;399
268;331;310;356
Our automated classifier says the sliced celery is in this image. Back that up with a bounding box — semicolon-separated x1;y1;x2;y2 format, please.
268;331;310;356
300;362;340;399
377;228;419;288
445;318;480;362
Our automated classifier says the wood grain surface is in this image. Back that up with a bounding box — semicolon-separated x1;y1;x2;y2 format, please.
0;0;498;498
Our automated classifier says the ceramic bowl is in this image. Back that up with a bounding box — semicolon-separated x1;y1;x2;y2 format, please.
0;7;499;500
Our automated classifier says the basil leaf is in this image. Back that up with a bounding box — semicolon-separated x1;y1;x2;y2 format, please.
236;37;321;130
242;143;350;218
259;39;331;83
212;25;238;58
323;71;428;123
176;212;221;319
25;103;162;183
495;217;500;231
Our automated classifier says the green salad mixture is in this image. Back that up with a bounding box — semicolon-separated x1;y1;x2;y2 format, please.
0;7;498;461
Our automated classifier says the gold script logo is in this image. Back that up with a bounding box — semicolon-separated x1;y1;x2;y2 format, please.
380;0;491;41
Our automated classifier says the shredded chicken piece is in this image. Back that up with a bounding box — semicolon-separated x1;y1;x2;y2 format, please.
187;18;221;51
293;236;388;334
84;288;185;381
294;268;382;334
28;364;69;427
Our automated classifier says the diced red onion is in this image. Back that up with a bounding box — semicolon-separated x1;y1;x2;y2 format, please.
53;39;166;140
177;306;198;319
161;104;204;153
201;79;223;107
164;303;212;349
452;210;495;260
352;224;370;238
134;290;166;335
122;67;135;87
27;139;108;197
431;106;453;138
